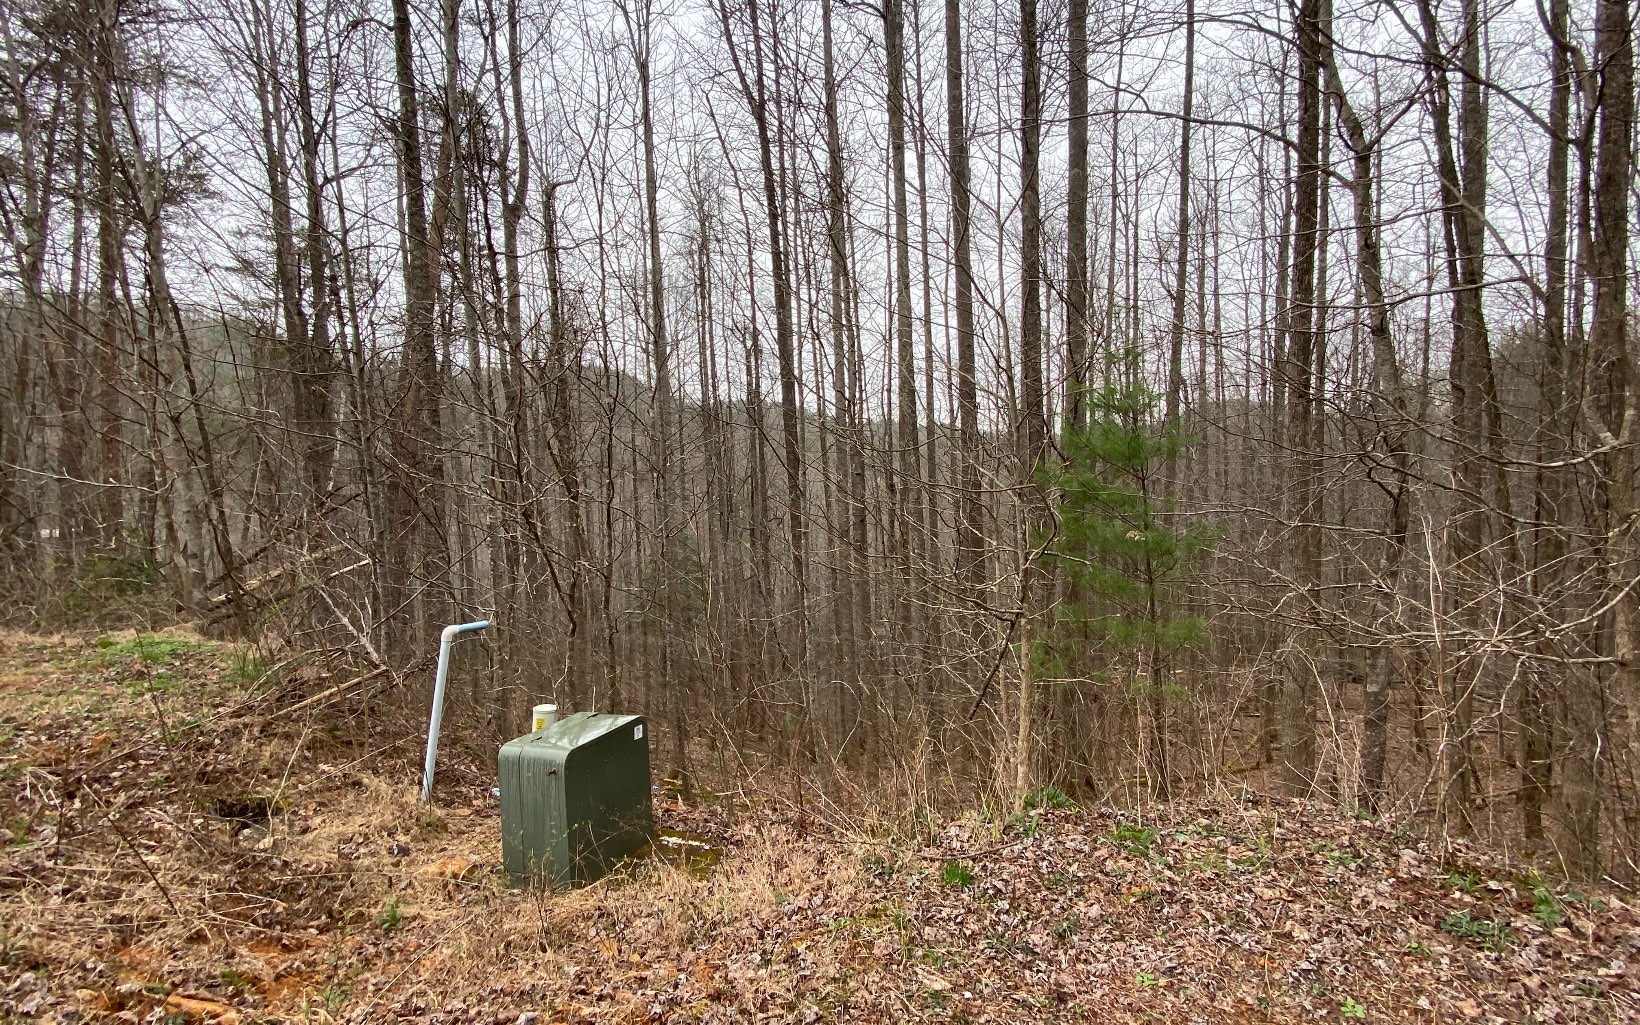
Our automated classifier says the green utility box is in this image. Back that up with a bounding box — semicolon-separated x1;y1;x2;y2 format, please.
499;712;653;887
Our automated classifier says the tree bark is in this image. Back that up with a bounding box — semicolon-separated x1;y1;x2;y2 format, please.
1527;0;1574;847
944;0;983;592
1320;18;1408;812
624;0;689;795
1413;0;1495;835
1277;0;1324;797
718;0;811;754
885;0;922;572
821;0;864;694
292;0;336;509
1587;0;1635;877
389;0;447;651
1064;0;1090;436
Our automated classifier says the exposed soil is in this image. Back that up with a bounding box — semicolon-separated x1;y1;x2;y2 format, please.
1;631;1636;1023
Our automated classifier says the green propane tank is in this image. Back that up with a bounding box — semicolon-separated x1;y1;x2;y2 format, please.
499;712;653;887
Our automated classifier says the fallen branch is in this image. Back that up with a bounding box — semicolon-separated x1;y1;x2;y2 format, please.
265;666;394;722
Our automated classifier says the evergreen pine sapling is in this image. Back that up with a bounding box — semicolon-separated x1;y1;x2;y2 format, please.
1039;373;1215;794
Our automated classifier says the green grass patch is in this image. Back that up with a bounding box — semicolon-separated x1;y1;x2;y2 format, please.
1532;887;1566;929
1107;821;1158;857
1440;910;1512;952
375;897;403;932
227;648;269;685
939;860;976;890
1007;811;1043;837
1446;867;1484;893
1023;785;1076;811
218;968;255;991
4;817;33;846
123;669;179;698
1187;851;1230;874
95;633;214;665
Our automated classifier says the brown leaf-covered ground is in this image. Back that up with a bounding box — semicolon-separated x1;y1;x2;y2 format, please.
2;630;1636;1023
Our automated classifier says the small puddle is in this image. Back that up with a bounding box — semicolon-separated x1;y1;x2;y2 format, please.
641;830;722;877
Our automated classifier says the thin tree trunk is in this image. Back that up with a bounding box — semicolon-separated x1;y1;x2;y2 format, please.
389;0;446;652
1586;0;1635;878
944;0;982;592
1064;0;1090;435
1155;0;1195;793
821;0;862;696
1320;22;1407;811
1413;0;1493;835
1279;0;1323;796
292;0;335;509
1526;0;1574;846
621;0;688;795
885;0;921;575
1014;0;1046;799
732;3;817;760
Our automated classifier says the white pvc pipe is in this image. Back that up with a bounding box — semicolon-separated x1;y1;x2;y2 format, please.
532;703;558;731
420;619;491;805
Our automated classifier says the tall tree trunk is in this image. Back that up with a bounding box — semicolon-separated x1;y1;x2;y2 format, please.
292;0;335;510
1527;0;1574;847
89;0;124;552
1414;0;1493;835
441;0;481;612
540;183;590;700
620;0;688;793
246;0;310;524
1587;0;1635;878
1155;0;1195;794
718;0;810;752
821;0;863;695
944;0;982;592
911;0;939;571
1064;0;1090;435
884;0;923;689
1014;0;1046;799
1017;0;1046;471
885;0;921;573
388;0;446;652
1320;19;1407;812
1279;0;1323;796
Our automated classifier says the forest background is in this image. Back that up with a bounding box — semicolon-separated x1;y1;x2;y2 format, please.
0;0;1635;883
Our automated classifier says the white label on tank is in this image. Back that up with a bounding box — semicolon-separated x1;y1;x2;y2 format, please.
634;724;644;740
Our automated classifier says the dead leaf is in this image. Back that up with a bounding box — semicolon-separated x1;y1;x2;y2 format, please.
416;857;482;881
163;993;240;1024
915;968;951;992
74;988;118;1012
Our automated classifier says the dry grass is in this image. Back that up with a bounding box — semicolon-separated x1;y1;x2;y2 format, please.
0;630;869;1022
3;630;1637;1024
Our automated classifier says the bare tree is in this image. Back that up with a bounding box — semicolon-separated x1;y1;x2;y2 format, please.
0;0;1633;870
